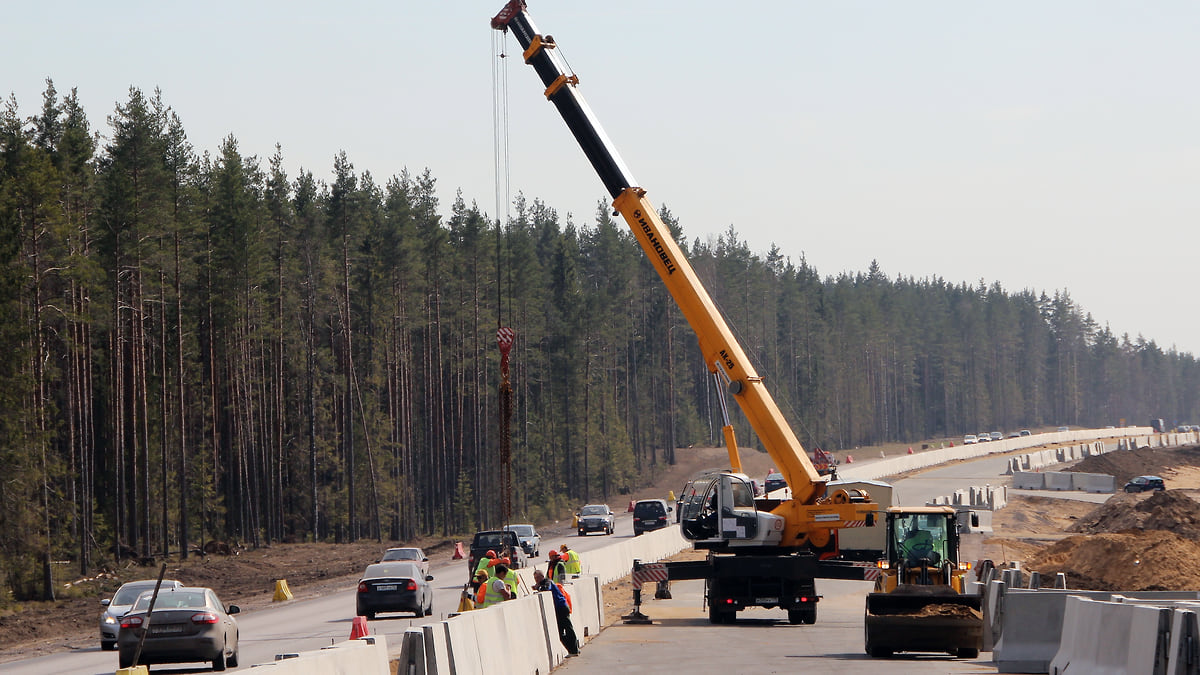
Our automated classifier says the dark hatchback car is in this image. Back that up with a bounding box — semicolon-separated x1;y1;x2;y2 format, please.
1124;475;1166;493
117;586;240;671
357;561;434;619
633;499;672;536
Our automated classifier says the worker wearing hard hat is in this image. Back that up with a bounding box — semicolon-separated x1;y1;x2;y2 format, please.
560;544;581;576
548;549;567;584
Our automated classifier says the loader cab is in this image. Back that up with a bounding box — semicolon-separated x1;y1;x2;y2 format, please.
879;506;969;590
889;511;953;566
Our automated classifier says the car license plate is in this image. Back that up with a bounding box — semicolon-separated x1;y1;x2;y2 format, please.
756;597;779;604
151;624;185;634
376;584;397;591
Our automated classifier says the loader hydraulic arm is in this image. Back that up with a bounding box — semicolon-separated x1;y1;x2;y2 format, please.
492;2;875;546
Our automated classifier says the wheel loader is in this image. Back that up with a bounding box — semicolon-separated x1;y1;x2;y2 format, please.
864;506;983;658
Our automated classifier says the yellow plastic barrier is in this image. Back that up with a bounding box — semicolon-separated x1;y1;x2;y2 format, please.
273;579;294;601
116;667;149;675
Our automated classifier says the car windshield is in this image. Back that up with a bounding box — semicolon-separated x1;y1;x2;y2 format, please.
366;562;421;580
382;548;420;561
581;505;608;516
507;525;534;536
113;584;160;605
133;590;207;611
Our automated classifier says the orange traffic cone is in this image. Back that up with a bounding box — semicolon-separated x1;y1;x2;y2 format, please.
350;615;370;639
907;447;913;454
627;500;635;512
452;542;465;560
846;455;854;463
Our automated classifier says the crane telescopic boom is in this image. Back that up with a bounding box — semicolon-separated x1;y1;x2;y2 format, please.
492;1;876;553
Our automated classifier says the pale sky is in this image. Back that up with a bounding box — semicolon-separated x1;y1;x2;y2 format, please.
6;1;1199;354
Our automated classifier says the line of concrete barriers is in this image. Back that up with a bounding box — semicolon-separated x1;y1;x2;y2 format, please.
392;525;691;675
983;566;1200;674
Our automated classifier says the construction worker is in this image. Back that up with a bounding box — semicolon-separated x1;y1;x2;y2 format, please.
475;563;512;608
560;544;582;576
533;569;579;655
475;550;497;579
548;549;567;584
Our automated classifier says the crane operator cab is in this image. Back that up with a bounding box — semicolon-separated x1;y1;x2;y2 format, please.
679;471;785;549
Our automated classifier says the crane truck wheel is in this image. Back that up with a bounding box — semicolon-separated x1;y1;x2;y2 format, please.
787;606;817;625
708;603;734;624
957;647;980;659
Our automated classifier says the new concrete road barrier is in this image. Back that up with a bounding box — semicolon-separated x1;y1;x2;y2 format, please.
991;586;1200;674
1168;607;1200;675
1048;596;1174;675
395;575;607;675
253;635;391;674
1071;472;1116;493
838;427;1154;483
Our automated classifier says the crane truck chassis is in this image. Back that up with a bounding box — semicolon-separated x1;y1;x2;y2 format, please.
491;1;880;625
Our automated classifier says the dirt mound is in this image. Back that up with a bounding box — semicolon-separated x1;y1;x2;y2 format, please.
1027;530;1200;591
1068;490;1200;540
1065;444;1200;483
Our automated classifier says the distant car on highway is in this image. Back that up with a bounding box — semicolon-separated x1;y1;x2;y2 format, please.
380;547;429;576
100;578;183;651
633;499;673;536
356;561;434;619
577;504;615;536
764;470;787;493
1020;429;1032;436
1124;475;1165;493
963;434;978;445
117;586;240;671
977;431;991;442
1056;426;1070;432
503;523;541;557
989;431;1003;442
467;529;527;580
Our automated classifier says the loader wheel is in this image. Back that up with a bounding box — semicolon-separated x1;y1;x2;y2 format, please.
956;647;979;659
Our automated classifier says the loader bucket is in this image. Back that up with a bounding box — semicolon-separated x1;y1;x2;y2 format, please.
864;586;983;658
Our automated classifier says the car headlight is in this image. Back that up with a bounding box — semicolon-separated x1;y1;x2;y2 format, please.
103;615;117;624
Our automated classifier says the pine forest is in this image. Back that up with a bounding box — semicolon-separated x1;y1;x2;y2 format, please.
2;82;1198;602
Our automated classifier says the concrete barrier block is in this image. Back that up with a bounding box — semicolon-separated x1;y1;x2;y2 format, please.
994;591;1072;673
1049;596;1173;675
1071;472;1115;493
1167;608;1200;675
263;637;391;675
396;628;427;675
1124;604;1172;674
984;579;1006;652
1012;471;1045;490
1043;472;1073;491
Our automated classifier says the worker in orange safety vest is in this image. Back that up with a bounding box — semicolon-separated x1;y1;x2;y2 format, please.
475;564;512;608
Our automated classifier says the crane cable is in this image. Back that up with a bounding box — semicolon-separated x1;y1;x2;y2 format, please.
492;28;511;244
492;27;514;526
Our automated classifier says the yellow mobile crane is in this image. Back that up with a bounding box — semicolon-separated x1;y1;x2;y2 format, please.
492;1;878;625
